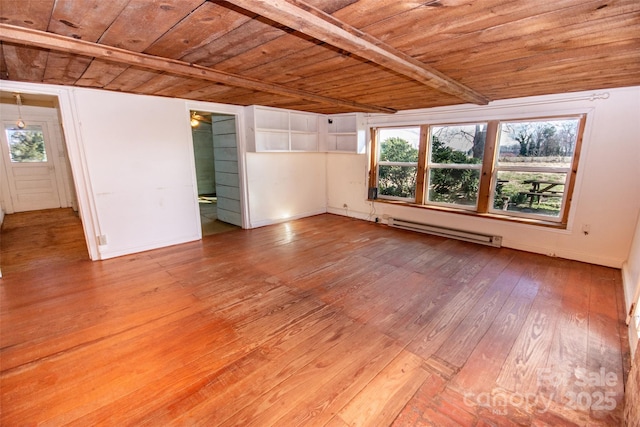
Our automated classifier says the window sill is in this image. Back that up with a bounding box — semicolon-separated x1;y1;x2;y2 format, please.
369;198;568;230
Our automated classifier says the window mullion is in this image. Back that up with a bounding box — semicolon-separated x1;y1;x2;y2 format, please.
380;161;419;167
477;120;499;213
368;127;378;196
429;164;483;170
561;114;586;224
415;125;429;205
496;166;571;173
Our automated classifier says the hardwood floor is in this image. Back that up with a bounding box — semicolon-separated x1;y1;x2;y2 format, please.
0;209;630;426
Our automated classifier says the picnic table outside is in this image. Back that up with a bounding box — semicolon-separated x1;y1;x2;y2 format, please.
520;179;564;207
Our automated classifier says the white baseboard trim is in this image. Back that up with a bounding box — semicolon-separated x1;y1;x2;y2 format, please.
498;240;623;268
97;234;201;260
622;262;636;314
326;206;374;222
249;208;327;229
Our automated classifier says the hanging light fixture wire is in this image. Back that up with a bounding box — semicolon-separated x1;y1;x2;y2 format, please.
15;93;26;129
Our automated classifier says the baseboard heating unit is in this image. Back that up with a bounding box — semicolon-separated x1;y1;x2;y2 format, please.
387;218;503;248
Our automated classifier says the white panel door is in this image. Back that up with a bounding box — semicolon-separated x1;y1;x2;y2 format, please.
1;123;61;212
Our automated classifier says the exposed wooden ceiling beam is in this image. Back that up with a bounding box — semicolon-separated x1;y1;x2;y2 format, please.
0;24;397;114
225;0;490;105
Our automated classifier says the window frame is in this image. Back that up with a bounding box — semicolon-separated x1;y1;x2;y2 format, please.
5;124;49;163
368;115;586;228
423;122;489;211
374;126;422;202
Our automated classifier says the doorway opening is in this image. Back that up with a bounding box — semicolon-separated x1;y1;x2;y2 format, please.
190;110;242;236
0;91;86;275
0;91;77;214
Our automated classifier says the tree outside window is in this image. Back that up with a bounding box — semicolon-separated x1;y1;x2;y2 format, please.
6;127;47;163
427;124;486;207
492;119;580;219
377;128;419;200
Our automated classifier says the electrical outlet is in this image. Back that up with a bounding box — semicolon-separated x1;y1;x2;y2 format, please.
581;224;591;235
97;234;108;245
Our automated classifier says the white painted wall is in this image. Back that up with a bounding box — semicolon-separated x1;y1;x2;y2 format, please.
72;89;202;258
327;153;371;217
0;80;249;260
624;212;640;356
328;86;640;268
246;152;326;227
0;80;324;256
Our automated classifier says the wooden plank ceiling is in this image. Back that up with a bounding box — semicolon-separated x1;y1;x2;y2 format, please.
0;0;638;114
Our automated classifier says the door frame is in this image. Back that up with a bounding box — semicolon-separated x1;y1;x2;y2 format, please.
0;81;101;260
185;101;249;233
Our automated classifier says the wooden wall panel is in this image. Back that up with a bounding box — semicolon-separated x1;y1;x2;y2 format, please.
75;60;129;88
154;77;211;98
42;0;131;85
75;0;204;88
42;53;92;85
0;0;54;29
2;44;48;82
415;2;640;68
145;2;252;59
104;68;164;92
0;0;53;83
47;0;131;40
0;43;8;80
212;33;321;75
180;18;290;68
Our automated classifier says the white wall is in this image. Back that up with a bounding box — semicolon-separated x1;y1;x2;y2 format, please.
624;212;640;355
0;80;326;258
327;153;371;218
328;86;640;268
0;80;249;260
246;152;326;227
72;89;202;258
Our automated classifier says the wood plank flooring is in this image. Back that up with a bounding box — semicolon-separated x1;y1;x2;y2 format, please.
0;209;630;426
